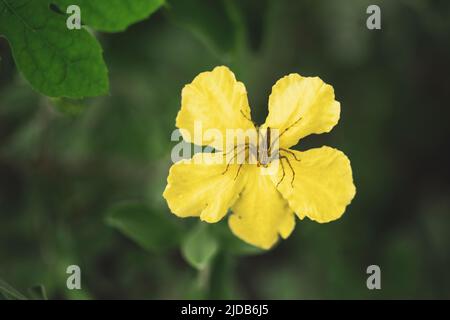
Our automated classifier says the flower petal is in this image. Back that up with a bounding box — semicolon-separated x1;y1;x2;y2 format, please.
262;74;340;148
176;66;255;150
163;153;246;223
274;147;356;223
229;165;295;249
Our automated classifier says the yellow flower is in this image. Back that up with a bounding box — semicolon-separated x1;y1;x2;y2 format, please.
163;66;356;249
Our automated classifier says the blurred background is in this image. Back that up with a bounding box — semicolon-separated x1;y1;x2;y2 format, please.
1;0;450;299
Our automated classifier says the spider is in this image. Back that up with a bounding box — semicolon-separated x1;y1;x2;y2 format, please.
221;110;301;188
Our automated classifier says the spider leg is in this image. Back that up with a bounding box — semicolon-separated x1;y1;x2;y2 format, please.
269;116;303;151
280;115;303;137
224;144;238;157
225;142;250;155
276;157;286;188
267;147;280;163
222;144;248;175
240;109;253;124
234;143;251;180
234;164;244;180
221;145;238;175
280;148;301;162
279;155;295;188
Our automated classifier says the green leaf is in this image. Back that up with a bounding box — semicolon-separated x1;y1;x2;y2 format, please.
0;278;27;300
0;0;108;98
182;223;219;270
27;285;48;300
53;0;165;32
106;202;182;252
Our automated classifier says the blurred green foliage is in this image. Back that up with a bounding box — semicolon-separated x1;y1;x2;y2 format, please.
1;0;450;299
